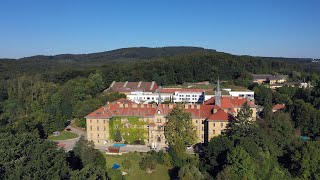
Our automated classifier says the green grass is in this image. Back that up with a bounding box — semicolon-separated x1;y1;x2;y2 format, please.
105;153;170;180
48;131;79;140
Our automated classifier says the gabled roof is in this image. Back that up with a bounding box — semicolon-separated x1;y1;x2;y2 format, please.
272;104;285;111
207;109;233;121
108;81;158;93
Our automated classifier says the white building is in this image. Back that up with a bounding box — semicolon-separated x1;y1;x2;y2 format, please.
126;89;207;104
228;91;254;100
126;88;254;104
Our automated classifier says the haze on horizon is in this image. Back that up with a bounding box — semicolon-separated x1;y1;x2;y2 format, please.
0;0;319;59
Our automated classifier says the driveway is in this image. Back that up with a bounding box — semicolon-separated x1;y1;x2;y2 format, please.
52;125;86;151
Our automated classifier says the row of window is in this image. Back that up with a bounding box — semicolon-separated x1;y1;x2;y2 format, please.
89;126;106;131
89;119;106;124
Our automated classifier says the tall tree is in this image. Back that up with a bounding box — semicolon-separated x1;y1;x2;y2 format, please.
164;106;197;166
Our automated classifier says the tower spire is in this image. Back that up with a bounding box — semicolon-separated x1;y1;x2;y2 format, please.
157;86;162;104
215;76;221;107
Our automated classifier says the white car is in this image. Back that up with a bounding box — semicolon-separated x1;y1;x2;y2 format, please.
186;145;192;150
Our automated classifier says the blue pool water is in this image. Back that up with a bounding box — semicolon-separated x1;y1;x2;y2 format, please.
113;143;126;147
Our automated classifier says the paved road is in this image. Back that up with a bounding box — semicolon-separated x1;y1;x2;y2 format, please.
52;125;86;151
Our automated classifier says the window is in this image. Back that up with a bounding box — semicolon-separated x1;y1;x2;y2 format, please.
157;119;162;123
213;130;216;134
90;126;92;131
221;123;223;128
201;134;204;138
104;126;106;131
202;127;204;131
97;133;100;137
103;120;105;123
196;120;198;123
90;119;92;123
97;120;99;123
97;126;99;131
213;123;215;127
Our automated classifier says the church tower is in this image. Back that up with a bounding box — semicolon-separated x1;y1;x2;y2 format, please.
215;77;221;107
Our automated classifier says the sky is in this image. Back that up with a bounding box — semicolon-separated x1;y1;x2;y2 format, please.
0;0;319;59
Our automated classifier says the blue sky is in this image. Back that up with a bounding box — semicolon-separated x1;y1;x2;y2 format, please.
0;0;319;58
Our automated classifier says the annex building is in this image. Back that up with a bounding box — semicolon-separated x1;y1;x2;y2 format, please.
86;81;257;147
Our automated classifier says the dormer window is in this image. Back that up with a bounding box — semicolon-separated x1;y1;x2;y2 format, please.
157;110;161;114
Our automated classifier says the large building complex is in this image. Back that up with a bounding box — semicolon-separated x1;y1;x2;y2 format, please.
86;81;257;147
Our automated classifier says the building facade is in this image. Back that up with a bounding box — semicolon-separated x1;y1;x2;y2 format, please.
86;84;257;146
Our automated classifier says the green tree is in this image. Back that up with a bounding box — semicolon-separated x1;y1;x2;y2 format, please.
72;136;106;169
217;146;255;180
229;102;254;137
164;106;197;166
261;92;272;119
291;141;320;179
70;164;107;180
178;164;205;180
139;155;157;173
122;159;132;170
114;128;122;142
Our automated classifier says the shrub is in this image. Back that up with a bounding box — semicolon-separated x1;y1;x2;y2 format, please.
139;155;157;173
122;159;132;170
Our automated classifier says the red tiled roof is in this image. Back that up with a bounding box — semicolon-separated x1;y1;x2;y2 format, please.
86;96;256;120
204;96;255;108
207;109;232;121
272;104;285;110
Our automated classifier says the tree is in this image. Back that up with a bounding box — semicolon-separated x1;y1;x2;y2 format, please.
291;141;320;179
0;133;70;179
70;164;107;180
139;155;157;173
217;146;255;180
122;159;132;170
164;106;197;166
201;136;234;177
178;164;205;180
114;128;122;142
229;102;254;137
261;92;272;119
72;136;106;169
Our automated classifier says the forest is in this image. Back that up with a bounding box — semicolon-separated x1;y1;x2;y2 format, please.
1;47;320;179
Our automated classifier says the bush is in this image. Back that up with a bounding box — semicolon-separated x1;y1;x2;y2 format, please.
106;168;124;180
139;155;157;173
122;159;132;170
75;118;86;128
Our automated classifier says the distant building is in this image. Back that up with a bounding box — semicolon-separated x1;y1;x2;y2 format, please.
105;81;158;94
252;74;287;85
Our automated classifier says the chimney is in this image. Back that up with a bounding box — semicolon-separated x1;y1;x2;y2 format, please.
185;104;188;109
123;81;128;87
196;104;200;109
110;81;116;88
150;81;155;91
169;104;173;108
138;81;142;87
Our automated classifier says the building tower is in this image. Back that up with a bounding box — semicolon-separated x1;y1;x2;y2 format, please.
157;86;162;104
215;77;221;107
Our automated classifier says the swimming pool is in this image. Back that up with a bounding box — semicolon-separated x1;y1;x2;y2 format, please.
113;143;126;147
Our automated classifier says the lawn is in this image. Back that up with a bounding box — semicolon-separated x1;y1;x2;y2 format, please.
48;131;79;140
105;153;170;180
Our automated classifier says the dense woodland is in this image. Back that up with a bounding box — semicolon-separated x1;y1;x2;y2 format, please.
1;47;320;179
